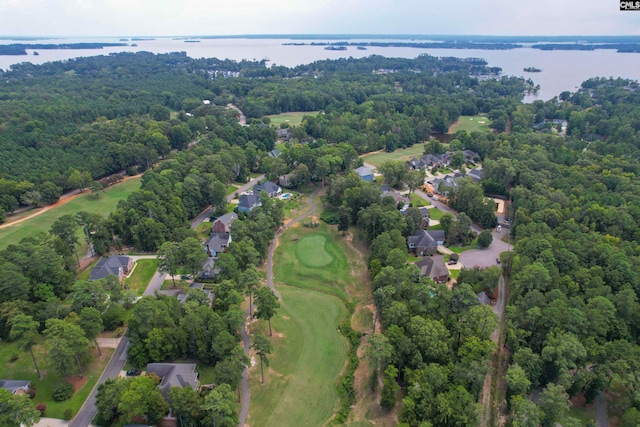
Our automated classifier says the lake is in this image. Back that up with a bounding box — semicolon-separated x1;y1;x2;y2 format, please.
2;37;640;102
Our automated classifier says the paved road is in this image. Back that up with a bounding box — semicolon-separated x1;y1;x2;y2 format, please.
227;103;248;126
71;176;264;426
69;337;129;427
595;391;609;427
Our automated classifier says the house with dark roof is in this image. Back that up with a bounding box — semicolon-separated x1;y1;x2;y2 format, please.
418;207;430;227
407;157;427;170
277;128;291;141
463;150;480;163
0;380;31;395
415;255;449;283
238;194;261;213
279;173;295;188
212;212;237;233
89;255;133;283
477;291;491;305
354;166;374;181
145;363;199;398
205;232;231;257
467;168;483;182
382;189;409;206
253;181;282;198
407;229;445;255
268;149;281;158
177;282;213;305
432;174;461;196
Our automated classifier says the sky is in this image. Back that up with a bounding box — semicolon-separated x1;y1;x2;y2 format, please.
0;0;638;37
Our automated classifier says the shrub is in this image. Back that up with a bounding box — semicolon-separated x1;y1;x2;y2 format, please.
63;409;73;420
35;403;46;415
52;381;74;401
9;352;20;362
102;303;126;330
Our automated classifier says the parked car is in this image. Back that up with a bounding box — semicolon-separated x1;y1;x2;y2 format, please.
448;260;457;265
426;192;433;198
126;370;142;377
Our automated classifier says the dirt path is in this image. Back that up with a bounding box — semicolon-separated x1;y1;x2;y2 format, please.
227;103;248;126
479;275;508;427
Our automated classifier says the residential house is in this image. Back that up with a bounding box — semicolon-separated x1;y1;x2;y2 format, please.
145;363;199;398
477;291;491;305
467;168;483;182
415;255;449;283
276;128;291;141
407;157;427;170
407;229;445;256
419;207;430;227
268;149;281;158
463;150;480;164
432;174;461;196
198;257;218;280
382;189;409;206
279;173;295;188
253;181;282;198
238;194;261;213
0;380;31;395
205;232;231;257
177;282;213;305
212;212;237;233
89;255;133;283
354;166;375;181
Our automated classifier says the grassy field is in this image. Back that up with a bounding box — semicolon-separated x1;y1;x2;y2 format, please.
361;142;428;168
265;111;319;127
124;259;159;294
448;115;492;134
410;193;429;207
428;207;445;220
0;177;142;251
248;285;348;427
273;223;351;300
0;338;113;419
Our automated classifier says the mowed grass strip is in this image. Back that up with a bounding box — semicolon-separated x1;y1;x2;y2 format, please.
448;115;492;134
273;224;350;300
248;286;348;427
361;142;428;168
0;177;142;251
265;111;318;127
125;259;159;295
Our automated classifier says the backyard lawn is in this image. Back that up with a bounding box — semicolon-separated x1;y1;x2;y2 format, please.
125;259;159;295
448;115;493;134
0;338;113;419
0;177;141;251
361;142;428;168
265;111;319;127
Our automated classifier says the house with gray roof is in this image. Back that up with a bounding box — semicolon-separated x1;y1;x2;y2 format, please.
0;380;31;395
212;212;237;233
238;194;261;213
205;232;230;257
145;363;199;398
415;255;449;283
477;291;491;305
177;282;213;305
198;257;218;280
253;181;282;198
354;166;374;181
89;255;133;283
407;229;445;256
468;168;483;182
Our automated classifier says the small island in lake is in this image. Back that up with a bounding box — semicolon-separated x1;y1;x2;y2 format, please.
523;67;542;72
325;46;347;51
357;46;367;50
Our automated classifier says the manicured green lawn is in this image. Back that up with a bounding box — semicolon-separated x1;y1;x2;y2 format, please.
361;143;428;168
410;193;429;207
0;177;141;251
265;111;319;127
448;239;478;254
273;224;350;300
248;285;348;427
429;207;445;220
450;269;461;279
226;185;239;196
125;259;159;295
448;115;492;134
0;338;113;419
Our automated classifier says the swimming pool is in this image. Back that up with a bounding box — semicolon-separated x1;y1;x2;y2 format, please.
281;193;292;200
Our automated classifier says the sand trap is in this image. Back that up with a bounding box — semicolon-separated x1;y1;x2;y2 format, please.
478;120;486;123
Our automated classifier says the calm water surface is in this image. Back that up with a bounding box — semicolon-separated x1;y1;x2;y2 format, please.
1;37;640;102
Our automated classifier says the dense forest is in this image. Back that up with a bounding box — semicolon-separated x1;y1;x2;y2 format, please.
2;50;640;426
